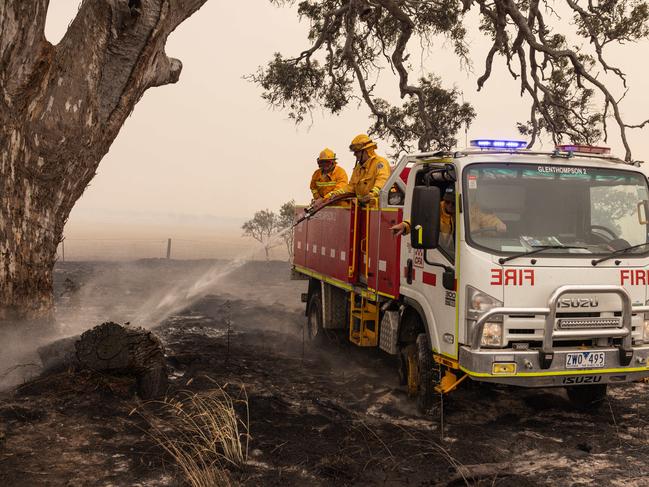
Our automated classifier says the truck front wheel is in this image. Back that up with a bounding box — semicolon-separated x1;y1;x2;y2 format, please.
566;384;607;409
401;333;438;413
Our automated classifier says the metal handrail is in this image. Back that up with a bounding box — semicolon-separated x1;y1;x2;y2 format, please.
414;149;632;165
542;285;631;353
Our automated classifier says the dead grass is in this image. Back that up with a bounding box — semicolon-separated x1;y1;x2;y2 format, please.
134;383;249;487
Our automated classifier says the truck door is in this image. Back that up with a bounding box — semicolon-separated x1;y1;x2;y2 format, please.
401;175;458;359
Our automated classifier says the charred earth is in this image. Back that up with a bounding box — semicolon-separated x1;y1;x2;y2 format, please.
0;260;648;486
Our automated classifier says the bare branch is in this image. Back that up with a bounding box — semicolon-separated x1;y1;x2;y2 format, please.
257;0;648;160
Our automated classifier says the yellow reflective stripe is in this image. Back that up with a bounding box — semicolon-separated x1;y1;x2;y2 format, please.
440;352;459;361
293;265;353;292
316;182;337;187
366;286;396;299
460;365;649;378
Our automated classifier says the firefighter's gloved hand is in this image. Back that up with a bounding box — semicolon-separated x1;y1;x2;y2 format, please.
496;222;507;233
391;222;409;237
359;194;373;204
312;198;326;209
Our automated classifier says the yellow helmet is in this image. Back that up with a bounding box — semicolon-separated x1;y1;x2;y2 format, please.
349;133;377;152
317;148;337;162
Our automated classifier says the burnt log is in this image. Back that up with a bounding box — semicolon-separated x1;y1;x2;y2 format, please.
36;322;168;399
75;322;168;399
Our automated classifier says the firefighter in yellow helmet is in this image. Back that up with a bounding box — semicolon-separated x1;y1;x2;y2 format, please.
310;148;349;207
328;134;391;204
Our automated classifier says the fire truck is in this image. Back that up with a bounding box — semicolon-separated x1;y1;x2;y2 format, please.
292;140;649;410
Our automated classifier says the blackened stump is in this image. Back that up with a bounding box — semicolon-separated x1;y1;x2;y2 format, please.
75;322;168;399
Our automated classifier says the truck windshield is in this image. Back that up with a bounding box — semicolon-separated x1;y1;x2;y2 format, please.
463;163;649;256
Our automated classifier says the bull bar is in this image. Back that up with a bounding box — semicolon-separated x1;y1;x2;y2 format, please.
469;285;649;369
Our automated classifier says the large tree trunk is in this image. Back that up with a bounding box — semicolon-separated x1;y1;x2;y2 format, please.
0;0;209;329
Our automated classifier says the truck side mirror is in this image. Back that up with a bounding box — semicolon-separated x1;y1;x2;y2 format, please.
410;186;440;249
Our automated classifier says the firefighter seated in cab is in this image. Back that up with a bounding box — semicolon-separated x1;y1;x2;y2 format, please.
391;187;507;250
310;148;349;208
328;134;391;205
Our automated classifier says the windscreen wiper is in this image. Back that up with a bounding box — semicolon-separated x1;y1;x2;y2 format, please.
498;245;588;265
591;242;649;266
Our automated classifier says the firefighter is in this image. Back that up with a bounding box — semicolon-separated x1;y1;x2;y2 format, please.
390;188;506;241
328;134;391;204
310;148;349;207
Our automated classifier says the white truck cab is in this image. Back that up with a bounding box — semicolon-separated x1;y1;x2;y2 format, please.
398;140;649;406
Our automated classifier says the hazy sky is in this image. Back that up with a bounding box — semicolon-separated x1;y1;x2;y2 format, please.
46;1;649;237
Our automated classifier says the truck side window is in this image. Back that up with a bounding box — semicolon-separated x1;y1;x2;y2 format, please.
438;194;456;261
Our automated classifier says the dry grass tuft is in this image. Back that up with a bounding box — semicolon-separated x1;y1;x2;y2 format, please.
135;383;249;487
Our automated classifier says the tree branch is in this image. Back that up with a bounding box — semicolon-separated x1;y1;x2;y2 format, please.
0;0;51;113
374;0;435;151
21;0;208;206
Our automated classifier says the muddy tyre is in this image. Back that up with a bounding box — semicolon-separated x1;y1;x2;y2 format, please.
306;292;325;344
415;333;436;413
401;333;438;413
397;349;408;385
566;384;607;409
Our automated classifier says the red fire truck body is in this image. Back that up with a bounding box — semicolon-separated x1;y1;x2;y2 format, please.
293;204;403;299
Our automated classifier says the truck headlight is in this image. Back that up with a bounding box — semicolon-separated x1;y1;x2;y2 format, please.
466;286;504;347
482;322;503;347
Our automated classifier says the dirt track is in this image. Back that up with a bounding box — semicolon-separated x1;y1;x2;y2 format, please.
2;260;649;486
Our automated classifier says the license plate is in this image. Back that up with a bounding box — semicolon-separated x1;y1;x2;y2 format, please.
565;351;606;369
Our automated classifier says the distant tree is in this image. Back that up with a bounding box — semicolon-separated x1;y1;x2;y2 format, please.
242;210;281;261
257;1;649;160
278;200;297;260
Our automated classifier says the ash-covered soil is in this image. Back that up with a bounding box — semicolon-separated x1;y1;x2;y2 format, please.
2;259;649;486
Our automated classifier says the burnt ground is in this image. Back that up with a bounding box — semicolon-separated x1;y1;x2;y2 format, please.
2;259;649;486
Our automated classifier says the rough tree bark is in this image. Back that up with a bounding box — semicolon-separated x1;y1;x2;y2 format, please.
0;0;208;330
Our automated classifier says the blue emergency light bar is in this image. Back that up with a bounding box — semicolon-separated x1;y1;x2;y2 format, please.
470;139;528;149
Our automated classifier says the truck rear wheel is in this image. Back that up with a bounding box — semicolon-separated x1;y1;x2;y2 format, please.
306;292;324;344
566;384;607;409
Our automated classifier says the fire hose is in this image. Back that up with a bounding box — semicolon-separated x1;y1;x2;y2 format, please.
291;193;356;228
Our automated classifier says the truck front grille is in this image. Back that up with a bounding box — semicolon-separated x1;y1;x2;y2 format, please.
557;317;621;329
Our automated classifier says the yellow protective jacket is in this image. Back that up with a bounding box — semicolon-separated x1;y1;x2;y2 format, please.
330;151;391;198
310;164;349;199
